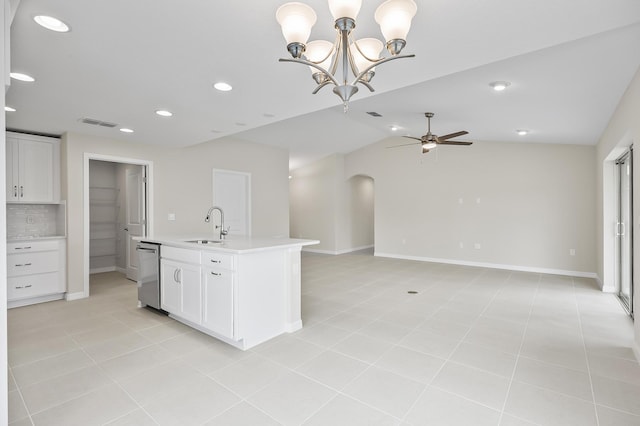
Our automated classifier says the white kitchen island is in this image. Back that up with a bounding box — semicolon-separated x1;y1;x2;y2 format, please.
137;236;318;350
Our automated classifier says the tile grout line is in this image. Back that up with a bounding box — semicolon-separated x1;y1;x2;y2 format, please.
496;271;540;425
573;276;601;426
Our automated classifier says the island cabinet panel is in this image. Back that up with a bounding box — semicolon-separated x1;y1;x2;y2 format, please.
161;251;202;325
202;267;234;339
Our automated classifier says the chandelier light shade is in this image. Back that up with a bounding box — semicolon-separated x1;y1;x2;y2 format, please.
305;40;334;79
375;0;418;53
276;2;317;58
328;0;362;21
350;38;384;79
276;0;417;110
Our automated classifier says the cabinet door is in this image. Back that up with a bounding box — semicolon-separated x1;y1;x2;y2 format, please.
161;260;182;314
180;263;202;325
5;137;18;201
202;268;234;338
160;259;202;324
18;139;55;202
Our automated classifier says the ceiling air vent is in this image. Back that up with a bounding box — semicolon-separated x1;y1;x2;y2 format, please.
366;111;383;117
80;118;117;128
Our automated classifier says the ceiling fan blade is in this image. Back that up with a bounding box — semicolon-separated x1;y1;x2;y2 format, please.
438;131;468;140
402;135;423;141
386;141;421;149
437;141;473;146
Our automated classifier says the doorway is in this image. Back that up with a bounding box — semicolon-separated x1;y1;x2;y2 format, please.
83;154;153;298
615;148;633;316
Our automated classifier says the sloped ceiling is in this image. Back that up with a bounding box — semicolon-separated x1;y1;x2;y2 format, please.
6;0;640;168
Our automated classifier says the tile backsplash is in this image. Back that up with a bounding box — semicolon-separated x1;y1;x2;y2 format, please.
7;204;63;239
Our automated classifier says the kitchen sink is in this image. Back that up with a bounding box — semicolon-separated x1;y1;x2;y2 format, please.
184;239;224;245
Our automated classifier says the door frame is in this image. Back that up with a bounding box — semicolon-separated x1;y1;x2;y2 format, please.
83;153;154;297
616;148;634;315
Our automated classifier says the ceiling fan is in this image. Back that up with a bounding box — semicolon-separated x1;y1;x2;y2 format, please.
390;112;473;153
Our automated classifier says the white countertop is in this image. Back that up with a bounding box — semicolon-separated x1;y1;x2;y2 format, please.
135;235;319;254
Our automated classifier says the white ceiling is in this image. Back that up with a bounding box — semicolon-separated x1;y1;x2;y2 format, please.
6;0;640;169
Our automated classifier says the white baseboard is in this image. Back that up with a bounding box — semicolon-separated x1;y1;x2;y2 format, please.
90;266;116;274
8;293;65;308
116;267;126;274
374;252;598;279
633;341;640;363
303;245;374;255
65;291;87;301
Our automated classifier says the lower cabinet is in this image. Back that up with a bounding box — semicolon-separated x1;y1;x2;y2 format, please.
202;267;234;339
161;258;202;325
7;239;66;307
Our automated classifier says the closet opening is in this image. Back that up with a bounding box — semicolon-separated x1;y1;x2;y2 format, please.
83;154;153;297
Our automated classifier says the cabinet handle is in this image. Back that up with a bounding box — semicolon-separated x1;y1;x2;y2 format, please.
15;246;32;250
177;269;182;283
20;186;24;197
210;259;221;263
25;285;32;288
13;186;17;197
210;272;221;276
173;269;182;283
15;286;23;289
15;263;31;267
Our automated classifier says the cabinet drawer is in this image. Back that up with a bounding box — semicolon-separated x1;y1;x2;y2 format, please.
8;240;60;254
8;251;59;277
161;246;201;264
202;252;235;270
8;273;62;300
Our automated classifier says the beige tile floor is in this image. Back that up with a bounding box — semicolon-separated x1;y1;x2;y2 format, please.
7;250;640;425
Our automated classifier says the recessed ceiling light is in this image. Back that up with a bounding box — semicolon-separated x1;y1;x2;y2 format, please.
516;129;529;136
214;82;233;92
34;15;70;32
390;125;399;131
155;110;173;117
211;129;222;133
489;81;510;91
263;113;275;118
10;72;35;82
120;128;134;133
236;122;246;126
5;106;16;112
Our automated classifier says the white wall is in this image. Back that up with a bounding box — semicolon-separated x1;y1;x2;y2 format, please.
62;132;290;296
338;138;596;275
595;67;640;354
290;154;340;252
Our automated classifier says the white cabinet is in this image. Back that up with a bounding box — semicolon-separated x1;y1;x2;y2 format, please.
161;247;202;325
202;259;235;339
7;239;66;308
6;132;60;203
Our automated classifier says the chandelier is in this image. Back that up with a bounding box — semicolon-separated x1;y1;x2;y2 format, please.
276;0;417;110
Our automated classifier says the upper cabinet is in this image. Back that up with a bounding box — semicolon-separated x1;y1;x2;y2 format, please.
6;131;61;203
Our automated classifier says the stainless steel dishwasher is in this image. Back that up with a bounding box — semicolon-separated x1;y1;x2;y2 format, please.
136;242;163;311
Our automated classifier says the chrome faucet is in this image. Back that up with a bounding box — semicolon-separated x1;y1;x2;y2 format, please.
204;206;229;240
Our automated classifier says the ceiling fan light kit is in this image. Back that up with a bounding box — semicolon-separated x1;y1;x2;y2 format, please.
276;0;418;110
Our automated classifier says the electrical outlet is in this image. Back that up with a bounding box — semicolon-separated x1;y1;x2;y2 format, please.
458;198;464;204
26;215;34;224
459;242;464;249
402;238;407;245
474;243;481;249
168;213;176;221
569;249;576;256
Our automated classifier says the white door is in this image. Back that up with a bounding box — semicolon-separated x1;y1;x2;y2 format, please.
126;166;146;281
212;169;251;236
